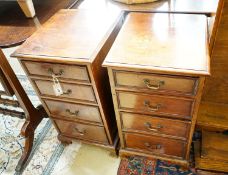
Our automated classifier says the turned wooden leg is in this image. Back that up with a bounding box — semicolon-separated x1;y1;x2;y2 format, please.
15;105;48;172
15;130;34;172
17;0;36;18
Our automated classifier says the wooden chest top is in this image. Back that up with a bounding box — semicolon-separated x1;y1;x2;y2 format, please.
78;0;219;15
12;9;122;63
103;12;210;76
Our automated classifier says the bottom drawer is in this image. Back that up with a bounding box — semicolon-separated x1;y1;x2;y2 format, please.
54;119;108;144
124;133;186;158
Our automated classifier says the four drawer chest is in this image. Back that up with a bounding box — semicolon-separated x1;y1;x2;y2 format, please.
103;12;210;166
12;9;124;151
12;9;210;166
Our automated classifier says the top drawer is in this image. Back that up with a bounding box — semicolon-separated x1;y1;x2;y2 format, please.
22;61;90;83
114;71;198;96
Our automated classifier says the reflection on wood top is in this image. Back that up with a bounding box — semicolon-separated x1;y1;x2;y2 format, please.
78;0;219;15
103;12;210;76
12;9;122;63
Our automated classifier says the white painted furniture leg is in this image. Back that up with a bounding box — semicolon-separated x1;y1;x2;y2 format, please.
17;0;35;18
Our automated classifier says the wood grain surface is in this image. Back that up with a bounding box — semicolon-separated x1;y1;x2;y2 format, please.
201;131;228;162
124;132;186;158
104;12;209;166
103;13;210;76
117;91;194;119
44;99;103;123
121;112;191;139
12;9;122;63
194;142;228;175
114;70;198;96
197;101;228;131
54;119;109;144
13;9;124;149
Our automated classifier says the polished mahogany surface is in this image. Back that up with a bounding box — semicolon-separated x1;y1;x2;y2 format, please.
44;99;102;123
121;112;190;139
103;12;210;76
117;91;193;119
104;11;208;165
12;9;122;63
54;119;108;144
114;70;198;96
23;61;90;82
124;133;186;158
12;9;123;149
34;80;96;102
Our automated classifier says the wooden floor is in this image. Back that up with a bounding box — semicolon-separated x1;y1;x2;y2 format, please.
0;0;78;47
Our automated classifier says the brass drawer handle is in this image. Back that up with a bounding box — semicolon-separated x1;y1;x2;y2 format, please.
143;79;164;90
144;122;163;132
74;127;86;136
144;142;162;150
144;100;161;112
62;89;72;95
48;68;64;77
66;109;79;116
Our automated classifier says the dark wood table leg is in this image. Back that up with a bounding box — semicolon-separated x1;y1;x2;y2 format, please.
15;105;48;172
0;49;49;172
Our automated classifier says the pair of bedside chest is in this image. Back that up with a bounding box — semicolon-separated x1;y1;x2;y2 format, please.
12;9;209;165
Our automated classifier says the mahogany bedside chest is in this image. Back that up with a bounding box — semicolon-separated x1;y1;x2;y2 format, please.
12;9;124;151
103;12;210;166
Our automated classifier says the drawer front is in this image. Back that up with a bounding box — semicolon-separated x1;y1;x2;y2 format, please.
114;71;198;95
121;112;190;139
124;133;186;158
23;61;90;82
54;120;108;144
44;100;102;123
34;80;96;103
118;92;193;119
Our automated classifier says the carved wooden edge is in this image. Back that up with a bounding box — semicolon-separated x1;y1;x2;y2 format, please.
15;132;34;172
14;106;47;172
16;105;48;172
